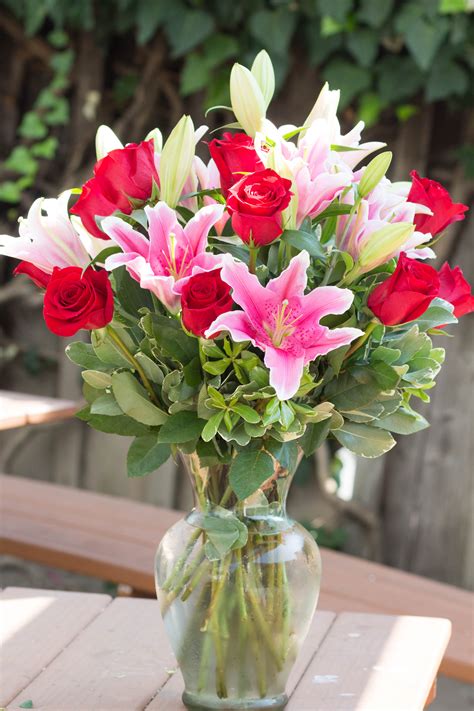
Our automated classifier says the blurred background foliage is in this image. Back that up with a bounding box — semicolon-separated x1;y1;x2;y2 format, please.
0;0;473;211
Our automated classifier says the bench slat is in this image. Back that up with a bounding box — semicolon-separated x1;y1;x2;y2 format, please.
0;587;110;706
0;390;77;430
1;474;472;683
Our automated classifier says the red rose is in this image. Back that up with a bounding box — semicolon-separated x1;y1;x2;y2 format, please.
43;266;114;337
71;140;158;239
181;269;233;338
14;261;51;289
368;253;439;326
438;263;474;319
407;170;468;236
227;169;293;246
209;132;264;198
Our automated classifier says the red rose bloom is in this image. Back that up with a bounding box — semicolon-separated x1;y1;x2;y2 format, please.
438;263;474;319
407;170;468;236
71;140;158;239
14;261;51;289
227;169;292;246
368;253;439;326
43;266;114;337
181;269;233;338
209;132;264;198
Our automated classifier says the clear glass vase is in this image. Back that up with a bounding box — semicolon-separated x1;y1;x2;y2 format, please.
155;449;322;710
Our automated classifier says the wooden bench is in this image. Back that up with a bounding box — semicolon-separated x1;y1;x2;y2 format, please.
0;390;78;430
1;473;472;684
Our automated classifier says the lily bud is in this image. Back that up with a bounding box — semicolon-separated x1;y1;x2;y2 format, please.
95;125;123;160
145;127;163;153
358;151;393;198
300;83;340;143
230;63;266;137
358;222;415;272
251;50;275;109
159;115;195;208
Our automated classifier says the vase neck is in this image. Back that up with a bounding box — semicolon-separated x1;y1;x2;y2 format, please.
180;449;299;517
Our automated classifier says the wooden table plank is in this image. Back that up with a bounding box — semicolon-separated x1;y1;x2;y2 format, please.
8;597;177;711
0;587;111;707
145;611;337;709
287;613;451;711
0;391;77;430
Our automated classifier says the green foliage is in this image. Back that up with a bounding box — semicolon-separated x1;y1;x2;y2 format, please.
3;0;472;127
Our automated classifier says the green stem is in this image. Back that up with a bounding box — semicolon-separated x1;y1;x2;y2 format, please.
343;320;379;360
243;567;283;671
248;246;259;274
106;325;159;405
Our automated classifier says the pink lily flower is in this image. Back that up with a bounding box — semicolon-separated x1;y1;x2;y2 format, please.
102;201;224;313
206;251;362;400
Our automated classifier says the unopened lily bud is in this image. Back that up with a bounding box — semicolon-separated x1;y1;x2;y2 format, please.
358;152;393;198
95;125;123;160
145;127;163;153
230;63;266;137
303;82;340;129
358;222;414;272
251;50;275;109
159;115;195;207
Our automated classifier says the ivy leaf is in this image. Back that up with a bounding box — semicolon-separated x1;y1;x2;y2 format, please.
317;0;353;23
333;421;396;457
127;435;171;477
358;0;394;27
426;54;469;101
346;29;379;68
18;112;47;140
166;10;215;57
376;56;424;104
229;448;274;499
395;7;449;71
3;147;38;176
323;59;371;108
158;411;205;443
249;8;297;55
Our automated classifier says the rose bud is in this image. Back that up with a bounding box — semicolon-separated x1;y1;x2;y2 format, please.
227;169;292;247
71;139;158;239
407;171;468;236
367;253;439;326
208;132;264;198
438;263;474;319
181;269;233;338
43;267;114;337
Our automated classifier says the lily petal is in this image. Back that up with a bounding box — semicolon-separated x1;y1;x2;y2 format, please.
220;255;268;324
101;216;149;258
267;250;309;300
183;203;225;255
205;310;257;344
264;347;305;400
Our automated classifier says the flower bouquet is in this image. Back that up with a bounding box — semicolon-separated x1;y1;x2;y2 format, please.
1;51;472;711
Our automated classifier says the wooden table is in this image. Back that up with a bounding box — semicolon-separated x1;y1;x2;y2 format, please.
0;391;77;431
0;587;451;710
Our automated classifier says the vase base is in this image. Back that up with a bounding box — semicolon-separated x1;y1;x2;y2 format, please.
182;691;288;710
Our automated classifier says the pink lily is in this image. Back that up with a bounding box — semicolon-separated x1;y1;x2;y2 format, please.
102;201;224;313
206;251;362;400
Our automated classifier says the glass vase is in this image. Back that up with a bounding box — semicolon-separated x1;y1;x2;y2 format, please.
155;449;322;710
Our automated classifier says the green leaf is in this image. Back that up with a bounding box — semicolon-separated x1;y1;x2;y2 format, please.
231;404;260;424
192;510;248;560
354;362;400;390
90;393;123;416
376;56;424;104
111;371;167;426
300;418;332;456
127;435;170;477
281;229;325;258
317;0;353;23
113;267;153;318
136;0;166;44
346;29;379;67
395;7;448;71
413;298;457;330
18;112;47;140
91;329;132;368
30;137;59;159
323;59;371;108
374;409;429;435
266;439;299;472
81;370;113;389
76;408;150;437
201;412;225;442
358;92;384;127
158;411;205;443
371;346;401;365
203;358;231;375
249;8;297;55
3;147;38;176
229;448;274;500
65;342;110;371
143;313;198;365
333;422;396;457
426;53;469;101
19;702;33;710
49;49;74;75
325;371;380;411
134;353;165;384
167;10;215;57
358;0;394;27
